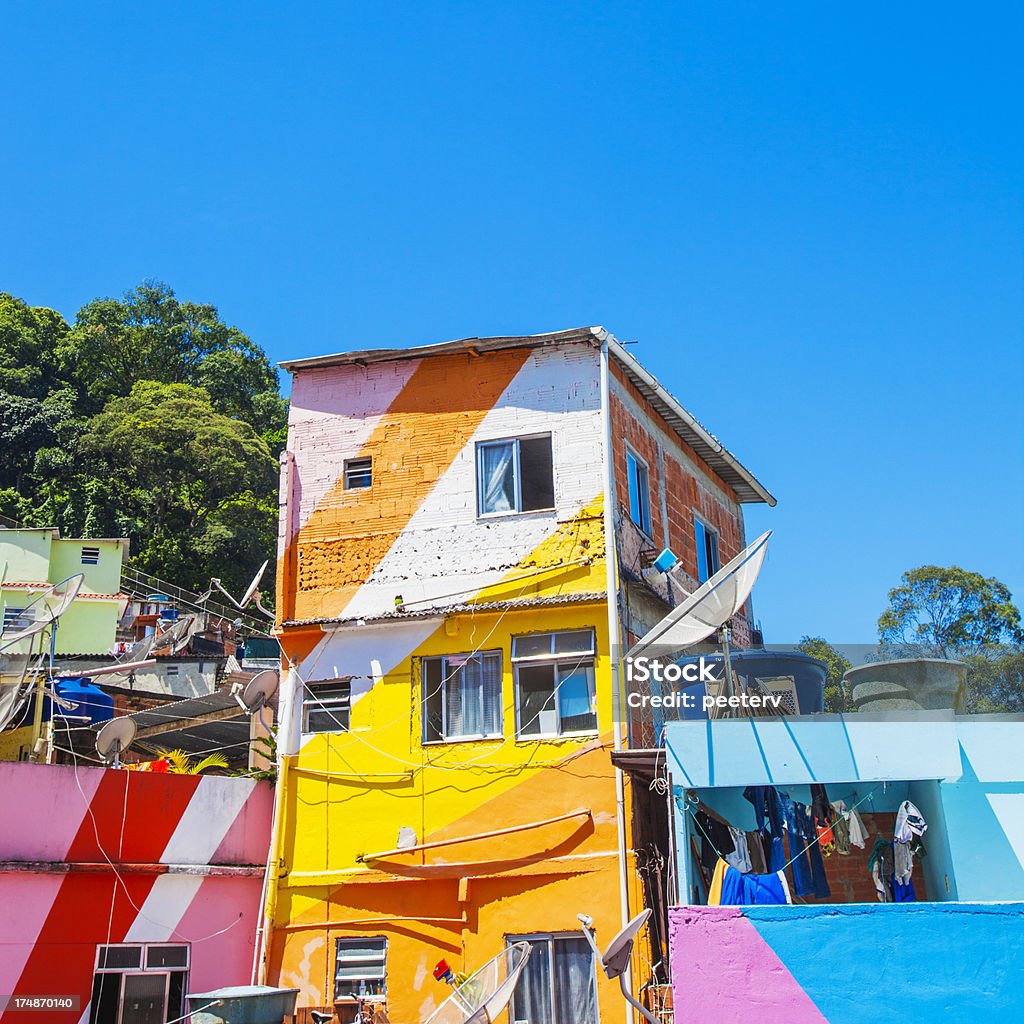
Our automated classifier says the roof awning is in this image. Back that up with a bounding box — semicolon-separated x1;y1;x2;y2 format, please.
664;713;964;789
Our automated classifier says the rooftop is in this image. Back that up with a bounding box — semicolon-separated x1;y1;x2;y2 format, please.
280;326;775;506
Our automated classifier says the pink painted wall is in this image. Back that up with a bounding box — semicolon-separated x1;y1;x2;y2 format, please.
669;907;828;1023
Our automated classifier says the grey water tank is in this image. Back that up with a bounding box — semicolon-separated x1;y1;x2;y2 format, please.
843;658;970;712
186;986;300;1024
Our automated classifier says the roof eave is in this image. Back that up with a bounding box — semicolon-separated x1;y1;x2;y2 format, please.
605;335;777;507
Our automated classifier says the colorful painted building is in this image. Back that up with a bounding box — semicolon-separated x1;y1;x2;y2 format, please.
662;713;1024;1022
0;528;129;656
267;327;774;1022
0;760;273;1024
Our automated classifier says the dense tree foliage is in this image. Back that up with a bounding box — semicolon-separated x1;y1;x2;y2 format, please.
0;282;286;599
878;565;1022;658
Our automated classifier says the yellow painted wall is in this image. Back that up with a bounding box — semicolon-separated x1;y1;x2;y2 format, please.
272;602;634;1022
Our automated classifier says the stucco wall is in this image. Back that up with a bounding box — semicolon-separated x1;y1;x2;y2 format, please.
0;763;273;1023
669;903;1024;1023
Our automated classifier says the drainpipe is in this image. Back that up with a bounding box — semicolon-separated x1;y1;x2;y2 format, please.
599;333;634;1024
255;661;300;984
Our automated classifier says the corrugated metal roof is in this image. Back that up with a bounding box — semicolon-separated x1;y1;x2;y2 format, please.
278;326;774;505
283;589;607;629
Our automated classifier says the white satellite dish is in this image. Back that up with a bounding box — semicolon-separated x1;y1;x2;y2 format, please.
627;531;771;659
236;670;280;714
0;574;85;652
424;942;532;1024
241;561;269;607
95;716;137;767
202;562;274;621
579;909;658;1024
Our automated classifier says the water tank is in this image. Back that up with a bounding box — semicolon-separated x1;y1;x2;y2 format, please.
186;986;300;1024
51;678;114;724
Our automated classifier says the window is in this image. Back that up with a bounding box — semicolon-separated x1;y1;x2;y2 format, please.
477;435;554;515
625;448;652;535
165;665;179;677
694;517;720;583
334;937;387;1000
1;606;32;633
304;679;352;733
344;457;373;490
512;630;597;738
90;943;189;1024
422;652;502;743
508;934;598;1024
81;545;101;565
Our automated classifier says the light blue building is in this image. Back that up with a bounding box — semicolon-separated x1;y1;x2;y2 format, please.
661;712;1024;1023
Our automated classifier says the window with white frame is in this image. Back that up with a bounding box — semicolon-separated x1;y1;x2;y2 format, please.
694;516;720;583
334;936;387;1000
344;457;373;489
625;447;652;536
476;435;554;516
1;606;32;633
507;933;598;1024
81;545;101;565
512;630;597;738
422;652;502;743
304;678;352;733
90;943;189;1024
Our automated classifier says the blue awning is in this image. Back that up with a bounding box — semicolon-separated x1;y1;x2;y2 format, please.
664;713;963;789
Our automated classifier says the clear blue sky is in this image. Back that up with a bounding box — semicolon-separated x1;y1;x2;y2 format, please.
2;4;1021;641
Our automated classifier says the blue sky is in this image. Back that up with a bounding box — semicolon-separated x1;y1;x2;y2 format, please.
2;3;1021;641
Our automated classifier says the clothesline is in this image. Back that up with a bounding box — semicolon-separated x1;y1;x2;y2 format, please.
680;782;884;877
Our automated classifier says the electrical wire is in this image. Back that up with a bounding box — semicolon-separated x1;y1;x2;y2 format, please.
59;715;249;944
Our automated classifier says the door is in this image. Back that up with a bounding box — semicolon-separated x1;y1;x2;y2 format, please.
118;973;168;1024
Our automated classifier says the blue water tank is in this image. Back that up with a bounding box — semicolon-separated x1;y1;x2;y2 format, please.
52;678;115;724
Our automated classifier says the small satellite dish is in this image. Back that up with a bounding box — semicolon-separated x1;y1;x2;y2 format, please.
203;562;275;621
95;717;137;767
600;908;651;979
578;909;659;1024
628;531;772;659
424;941;532;1024
236;669;279;714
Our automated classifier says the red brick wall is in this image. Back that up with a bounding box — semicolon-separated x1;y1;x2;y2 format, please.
608;364;744;585
795;812;929;904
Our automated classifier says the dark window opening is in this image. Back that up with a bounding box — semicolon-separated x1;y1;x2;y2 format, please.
344;457;373;490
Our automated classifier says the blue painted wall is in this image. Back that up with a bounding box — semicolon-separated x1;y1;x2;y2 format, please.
668;716;1024;903
744;902;1024;1024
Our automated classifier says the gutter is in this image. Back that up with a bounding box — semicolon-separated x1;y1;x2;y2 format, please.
600;333;635;1024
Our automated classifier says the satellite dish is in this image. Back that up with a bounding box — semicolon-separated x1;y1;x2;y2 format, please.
236;670;279;714
627;531;772;659
600;908;651;979
0;574;85;653
578;910;659;1024
241;561;269;607
95;716;137;767
202;562;274;621
151;614;195;656
424;942;532;1024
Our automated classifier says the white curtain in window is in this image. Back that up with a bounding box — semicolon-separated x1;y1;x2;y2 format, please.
481;443;515;513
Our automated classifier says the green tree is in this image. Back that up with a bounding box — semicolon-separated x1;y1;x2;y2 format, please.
963;649;1024;713
797;636;854;712
878;566;1022;658
78;381;277;593
0;294;75;491
59;281;288;443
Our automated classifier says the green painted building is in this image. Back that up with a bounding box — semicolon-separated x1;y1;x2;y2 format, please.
0;529;129;655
